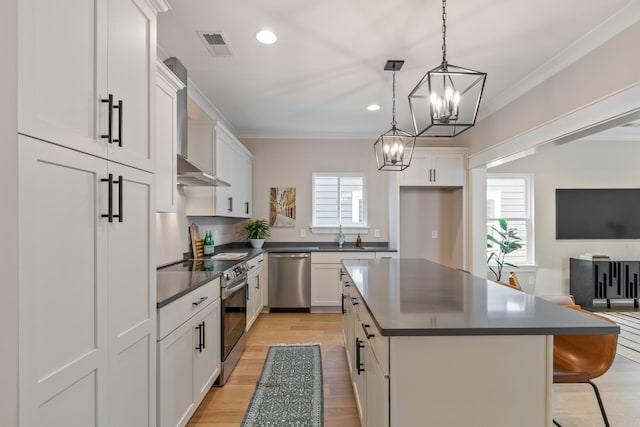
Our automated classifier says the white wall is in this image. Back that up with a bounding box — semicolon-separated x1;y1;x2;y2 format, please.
0;1;18;425
492;139;640;295
242;138;390;244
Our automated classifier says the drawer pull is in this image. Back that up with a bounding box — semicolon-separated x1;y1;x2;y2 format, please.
356;337;365;375
192;296;208;307
350;297;359;306
362;323;375;339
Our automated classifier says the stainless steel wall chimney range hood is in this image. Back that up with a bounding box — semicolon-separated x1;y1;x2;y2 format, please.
164;57;230;187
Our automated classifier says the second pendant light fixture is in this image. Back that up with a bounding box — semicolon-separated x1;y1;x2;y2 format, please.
374;60;415;171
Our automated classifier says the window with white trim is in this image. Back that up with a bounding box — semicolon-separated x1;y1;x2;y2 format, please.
312;173;367;228
487;174;534;266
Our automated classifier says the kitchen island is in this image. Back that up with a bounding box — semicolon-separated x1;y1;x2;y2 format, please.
341;258;619;427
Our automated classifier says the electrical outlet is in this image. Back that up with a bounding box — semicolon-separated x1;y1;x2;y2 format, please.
431;230;438;238
299;228;306;238
374;229;381;238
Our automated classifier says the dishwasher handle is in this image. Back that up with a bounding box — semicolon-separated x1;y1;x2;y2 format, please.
269;253;310;259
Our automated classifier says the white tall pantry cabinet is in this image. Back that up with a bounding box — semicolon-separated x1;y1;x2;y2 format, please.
15;0;170;426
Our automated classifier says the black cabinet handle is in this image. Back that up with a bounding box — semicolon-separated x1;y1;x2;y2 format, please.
433;168;436;182
113;100;123;147
228;197;233;212
195;323;203;352
256;275;260;289
350;297;359;306
101;94;113;144
245;202;249;214
192;296;208;307
202;321;205;349
114;175;123;223
356;337;365;375
362;323;375;339
344;281;351;287
341;294;346;315
101;174;114;222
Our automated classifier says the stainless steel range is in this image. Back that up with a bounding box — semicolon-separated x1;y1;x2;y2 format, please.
217;260;249;386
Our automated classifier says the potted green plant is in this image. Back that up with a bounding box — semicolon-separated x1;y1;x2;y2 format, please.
487;218;523;282
245;219;271;249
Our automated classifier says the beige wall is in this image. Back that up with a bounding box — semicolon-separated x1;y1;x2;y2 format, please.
242;138;389;244
492;139;640;295
400;188;463;267
460;22;640;155
1;1;18;425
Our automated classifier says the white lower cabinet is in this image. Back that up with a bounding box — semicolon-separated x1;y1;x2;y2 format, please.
157;281;220;427
311;252;374;307
247;254;264;330
19;135;156;427
342;267;389;427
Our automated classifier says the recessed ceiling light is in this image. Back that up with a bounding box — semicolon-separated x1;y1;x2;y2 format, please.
367;104;381;111
256;30;277;44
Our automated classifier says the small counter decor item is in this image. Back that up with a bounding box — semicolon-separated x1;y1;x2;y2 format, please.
245;219;271;249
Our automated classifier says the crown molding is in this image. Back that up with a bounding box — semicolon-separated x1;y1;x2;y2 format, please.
479;0;640;121
156;58;185;92
187;79;236;133
145;0;171;14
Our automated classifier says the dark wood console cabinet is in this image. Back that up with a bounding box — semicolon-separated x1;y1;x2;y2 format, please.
570;258;639;309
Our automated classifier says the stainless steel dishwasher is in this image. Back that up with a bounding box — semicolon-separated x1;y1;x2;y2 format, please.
268;253;311;312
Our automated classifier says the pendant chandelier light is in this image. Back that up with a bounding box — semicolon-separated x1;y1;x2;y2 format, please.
408;0;487;138
374;60;416;171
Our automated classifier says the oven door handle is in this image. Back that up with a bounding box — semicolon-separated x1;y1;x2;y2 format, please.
223;278;248;298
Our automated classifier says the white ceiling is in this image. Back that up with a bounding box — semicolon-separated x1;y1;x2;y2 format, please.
157;0;638;140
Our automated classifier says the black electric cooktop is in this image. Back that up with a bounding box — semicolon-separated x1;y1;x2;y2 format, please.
157;259;237;308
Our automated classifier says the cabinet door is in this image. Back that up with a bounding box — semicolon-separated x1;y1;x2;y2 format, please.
365;345;390;427
246;272;259;330
243;154;253;218
157;320;196;427
342;278;354;372
18;136;109;427
193;300;221;403
352;319;367;424
18;0;108;159
399;151;430;186
155;70;178;212
311;264;342;306
106;0;155;172
107;163;156;427
214;134;235;216
432;152;465;186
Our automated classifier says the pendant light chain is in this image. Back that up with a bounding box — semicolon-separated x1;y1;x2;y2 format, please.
441;0;447;68
391;69;397;127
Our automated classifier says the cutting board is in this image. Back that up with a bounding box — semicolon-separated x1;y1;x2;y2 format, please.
189;224;204;258
210;252;248;260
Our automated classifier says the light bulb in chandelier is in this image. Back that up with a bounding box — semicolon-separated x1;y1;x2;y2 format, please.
382;138;405;165
430;86;460;123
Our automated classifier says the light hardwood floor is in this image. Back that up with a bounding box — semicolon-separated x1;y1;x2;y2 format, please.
187;312;640;427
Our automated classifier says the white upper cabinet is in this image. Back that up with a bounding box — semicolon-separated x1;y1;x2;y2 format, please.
184;121;253;218
155;60;185;213
18;0;157;172
400;148;467;187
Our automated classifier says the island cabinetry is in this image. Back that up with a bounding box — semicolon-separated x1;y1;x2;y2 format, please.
157;279;220;427
184;121;252;218
344;283;390;427
570;257;640;309
311;252;375;307
399;148;466;187
247;254;265;330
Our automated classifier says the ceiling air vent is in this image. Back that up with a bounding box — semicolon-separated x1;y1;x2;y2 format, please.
197;31;234;57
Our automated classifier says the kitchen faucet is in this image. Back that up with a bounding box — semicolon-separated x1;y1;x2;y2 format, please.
338;225;345;248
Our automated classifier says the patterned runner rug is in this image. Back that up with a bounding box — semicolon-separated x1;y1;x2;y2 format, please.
599;311;640;364
241;344;323;427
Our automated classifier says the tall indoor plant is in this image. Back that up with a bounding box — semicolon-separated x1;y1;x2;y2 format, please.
487;218;523;282
245;219;271;249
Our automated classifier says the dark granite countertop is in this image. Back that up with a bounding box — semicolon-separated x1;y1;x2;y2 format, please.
156;243;395;308
342;258;620;337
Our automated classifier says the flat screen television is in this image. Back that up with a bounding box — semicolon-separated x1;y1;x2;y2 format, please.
556;188;640;239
